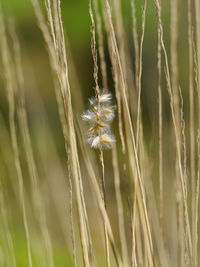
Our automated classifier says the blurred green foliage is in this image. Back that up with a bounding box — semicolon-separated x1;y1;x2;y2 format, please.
0;0;193;266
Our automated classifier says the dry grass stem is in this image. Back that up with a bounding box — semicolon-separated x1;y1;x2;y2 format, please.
103;0;155;265
112;146;129;267
30;0;91;265
0;0;199;266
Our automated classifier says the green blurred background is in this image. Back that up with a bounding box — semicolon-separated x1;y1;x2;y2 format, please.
0;0;193;266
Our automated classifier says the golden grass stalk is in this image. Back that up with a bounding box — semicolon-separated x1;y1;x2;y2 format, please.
99;150;110;267
51;5;94;264
187;4;196;265
139;132;169;266
35;1;94;266
75;118;123;267
130;2;140;265
0;5;33;267
196;134;200;267
194;0;200;265
0;0;198;266
91;1;128;266
89;1;110;265
69;173;77;267
153;0;193;265
131;0;139;92
156;0;164;239
30;0;91;265
136;0;146;148
193;22;200;267
131;176;138;267
112;0;134;101
169;3;186;262
102;0;155;265
93;0;108;91
112;146;129;267
100;0;126;155
111;3;135;247
195;0;200;121
170;0;179;101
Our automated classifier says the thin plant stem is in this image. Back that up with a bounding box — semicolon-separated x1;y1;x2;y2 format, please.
103;0;155;265
156;0;164;240
100;150;110;267
136;0;146;149
30;0;91;265
93;0;108;91
187;0;196;253
76;120;123;266
131;0;139;92
69;175;77;267
154;1;193;264
112;146;129;267
193;0;200;265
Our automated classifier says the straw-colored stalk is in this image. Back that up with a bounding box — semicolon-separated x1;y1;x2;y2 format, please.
69;173;77;267
93;0;108;91
154;1;193;265
136;0;146;148
131;0;139;93
89;2;110;266
75;120;123;267
194;0;200;265
102;0;155;265
93;2;129;266
30;0;91;265
155;0;164;239
170;1;186;262
187;4;196;263
112;146;129;267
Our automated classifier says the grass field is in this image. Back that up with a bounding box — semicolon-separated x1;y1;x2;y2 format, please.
0;0;199;266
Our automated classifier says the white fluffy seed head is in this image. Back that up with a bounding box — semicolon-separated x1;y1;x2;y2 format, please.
100;106;115;122
88;93;112;106
99;93;112;103
91;136;100;148
82;91;116;150
100;133;116;149
88;97;96;106
81;110;95;121
87;131;115;149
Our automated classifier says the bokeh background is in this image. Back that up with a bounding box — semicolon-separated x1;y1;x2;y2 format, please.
0;0;196;266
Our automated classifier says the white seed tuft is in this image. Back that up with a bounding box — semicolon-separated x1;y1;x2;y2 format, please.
99;93;112;103
91;136;100;148
82;90;116;150
82;110;95;121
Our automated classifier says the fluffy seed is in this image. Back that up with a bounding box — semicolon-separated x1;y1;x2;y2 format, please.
99;93;112;103
82;91;116;150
